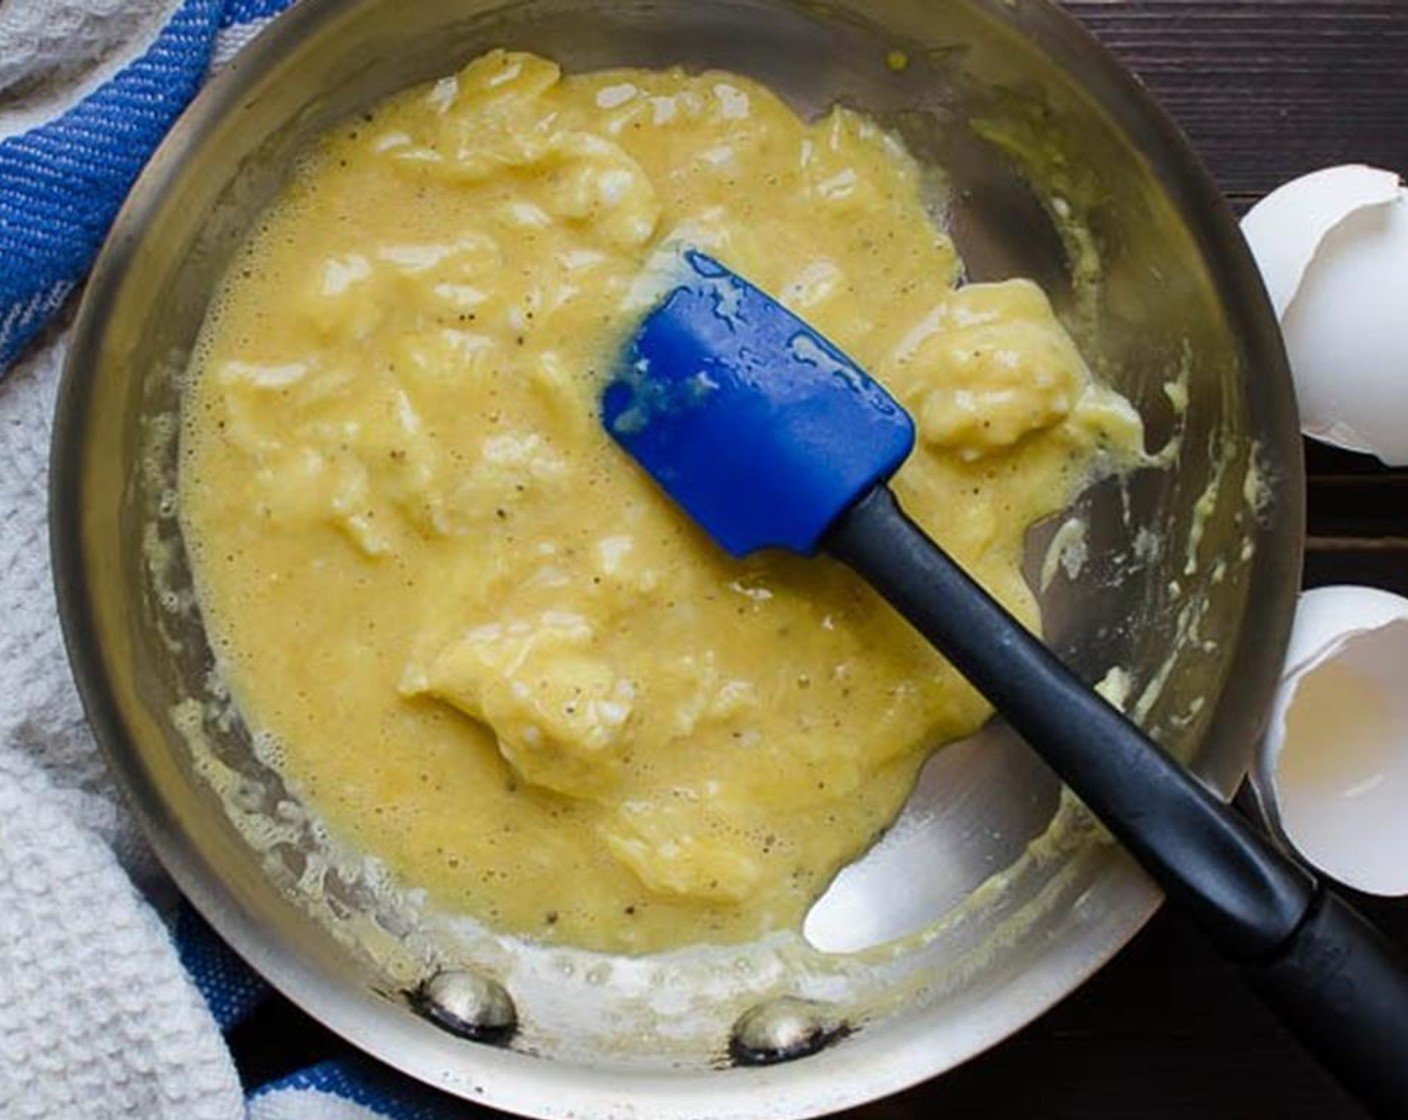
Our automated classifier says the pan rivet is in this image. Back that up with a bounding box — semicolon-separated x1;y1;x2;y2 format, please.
729;996;849;1066
412;969;517;1044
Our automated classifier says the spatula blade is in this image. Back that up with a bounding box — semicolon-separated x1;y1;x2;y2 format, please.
603;250;915;558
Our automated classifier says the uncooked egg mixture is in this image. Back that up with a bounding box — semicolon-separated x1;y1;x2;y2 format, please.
180;50;1141;953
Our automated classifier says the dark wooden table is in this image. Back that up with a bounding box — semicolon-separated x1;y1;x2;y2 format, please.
232;4;1408;1116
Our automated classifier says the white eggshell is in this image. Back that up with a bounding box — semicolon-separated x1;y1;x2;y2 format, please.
1241;165;1400;318
1281;584;1408;676
1256;586;1408;896
1240;165;1408;466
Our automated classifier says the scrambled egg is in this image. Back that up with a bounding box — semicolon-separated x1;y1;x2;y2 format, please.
180;50;1140;953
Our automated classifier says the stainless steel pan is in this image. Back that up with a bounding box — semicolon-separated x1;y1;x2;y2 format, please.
51;1;1302;1116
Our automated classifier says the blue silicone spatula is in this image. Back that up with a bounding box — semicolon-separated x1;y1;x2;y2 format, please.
602;249;1408;1117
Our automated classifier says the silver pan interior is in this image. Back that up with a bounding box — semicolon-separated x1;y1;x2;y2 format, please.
51;1;1303;1117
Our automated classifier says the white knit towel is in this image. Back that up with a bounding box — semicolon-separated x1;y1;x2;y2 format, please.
0;2;425;1116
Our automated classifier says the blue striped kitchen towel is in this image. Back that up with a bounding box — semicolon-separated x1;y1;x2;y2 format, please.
0;0;289;370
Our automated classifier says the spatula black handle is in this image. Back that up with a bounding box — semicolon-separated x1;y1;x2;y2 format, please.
825;485;1408;1116
826;485;1312;951
1240;888;1408;1119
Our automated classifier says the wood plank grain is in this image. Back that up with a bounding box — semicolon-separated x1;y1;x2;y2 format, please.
1066;0;1408;206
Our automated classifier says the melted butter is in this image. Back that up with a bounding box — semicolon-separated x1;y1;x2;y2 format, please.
180;49;1141;954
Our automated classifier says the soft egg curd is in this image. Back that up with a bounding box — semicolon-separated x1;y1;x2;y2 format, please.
180;49;1141;953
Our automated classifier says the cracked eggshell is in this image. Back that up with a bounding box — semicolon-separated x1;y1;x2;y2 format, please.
1240;165;1408;465
1253;586;1408;896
